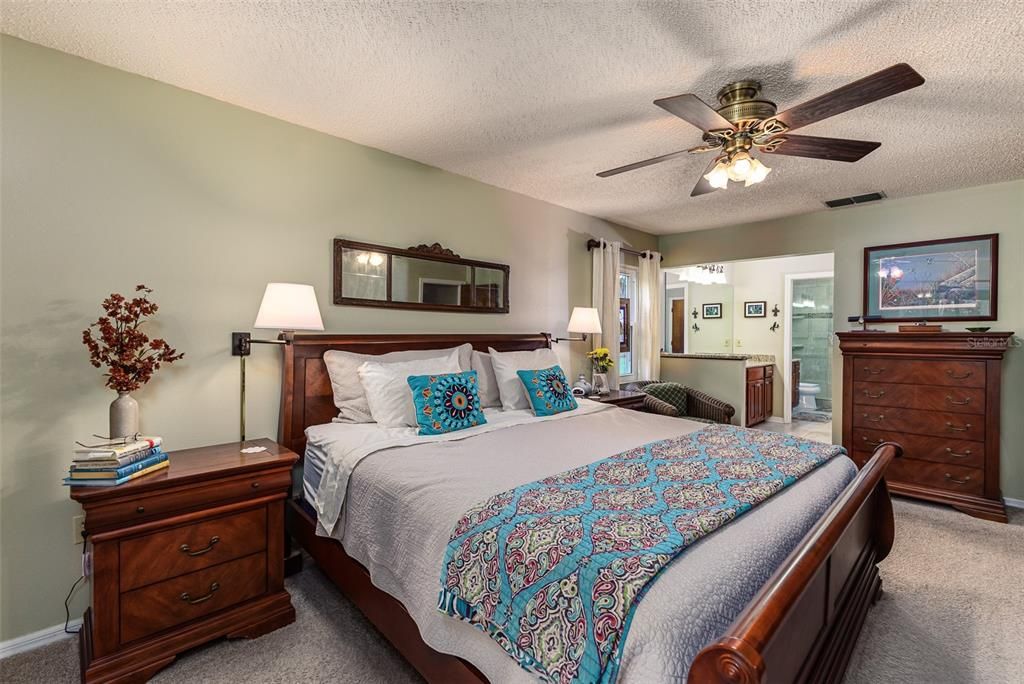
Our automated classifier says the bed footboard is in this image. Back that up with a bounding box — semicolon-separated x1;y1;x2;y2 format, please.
689;442;901;684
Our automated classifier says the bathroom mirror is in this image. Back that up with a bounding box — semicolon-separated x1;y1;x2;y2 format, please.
333;239;510;313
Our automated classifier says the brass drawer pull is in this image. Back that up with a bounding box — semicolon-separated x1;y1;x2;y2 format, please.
944;474;971;485
136;506;145;514
945;448;972;459
180;582;219;605
945;395;971;406
863;390;886;399
251;481;260;489
863;414;885;423
180;536;220;557
945;369;973;380
862;437;883;447
862;367;886;375
946;422;972;432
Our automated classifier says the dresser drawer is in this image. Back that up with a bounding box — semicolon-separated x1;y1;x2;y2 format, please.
852;382;985;415
120;552;267;644
119;507;267;592
851;429;985;469
853;407;984;441
853;358;985;388
863;456;984;497
86;469;291;531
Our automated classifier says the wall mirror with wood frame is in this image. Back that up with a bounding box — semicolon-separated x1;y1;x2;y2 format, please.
333;239;510;313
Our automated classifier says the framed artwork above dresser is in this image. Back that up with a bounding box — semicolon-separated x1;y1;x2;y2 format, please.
837;331;1014;522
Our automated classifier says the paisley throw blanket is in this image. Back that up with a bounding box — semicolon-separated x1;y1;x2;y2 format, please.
437;424;844;683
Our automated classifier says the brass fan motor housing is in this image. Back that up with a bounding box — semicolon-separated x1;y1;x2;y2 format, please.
715;80;778;126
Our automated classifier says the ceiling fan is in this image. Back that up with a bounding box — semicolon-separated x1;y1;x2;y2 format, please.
596;63;924;196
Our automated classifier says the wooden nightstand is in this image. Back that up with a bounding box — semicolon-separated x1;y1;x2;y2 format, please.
587;389;647;411
71;438;298;683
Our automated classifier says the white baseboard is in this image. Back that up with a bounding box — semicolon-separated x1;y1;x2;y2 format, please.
765;416;785;424
0;619;81;660
1004;497;1024;510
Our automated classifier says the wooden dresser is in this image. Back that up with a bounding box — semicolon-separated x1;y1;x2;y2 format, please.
837;332;1014;522
71;439;298;683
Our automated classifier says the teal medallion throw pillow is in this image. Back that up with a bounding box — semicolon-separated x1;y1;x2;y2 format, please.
516;365;578;416
407;371;487;436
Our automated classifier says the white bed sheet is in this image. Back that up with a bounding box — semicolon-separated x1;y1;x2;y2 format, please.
304;405;856;682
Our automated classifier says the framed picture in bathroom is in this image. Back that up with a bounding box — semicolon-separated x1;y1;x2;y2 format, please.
702;303;722;319
744;301;766;318
863;233;998;322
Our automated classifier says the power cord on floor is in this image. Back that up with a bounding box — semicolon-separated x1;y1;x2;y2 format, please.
64;574;84;634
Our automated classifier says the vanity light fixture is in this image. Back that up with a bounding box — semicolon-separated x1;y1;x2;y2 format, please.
231;283;324;441
553;307;602;343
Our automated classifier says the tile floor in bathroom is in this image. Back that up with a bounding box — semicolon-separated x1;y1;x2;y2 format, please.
753;418;834;444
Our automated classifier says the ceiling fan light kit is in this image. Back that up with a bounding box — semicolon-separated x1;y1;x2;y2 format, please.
597;63;925;198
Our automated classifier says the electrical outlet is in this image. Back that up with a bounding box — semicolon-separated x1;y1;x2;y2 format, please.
736;339;743;347
72;515;85;545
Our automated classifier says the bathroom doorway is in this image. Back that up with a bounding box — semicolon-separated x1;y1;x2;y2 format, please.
784;272;834;427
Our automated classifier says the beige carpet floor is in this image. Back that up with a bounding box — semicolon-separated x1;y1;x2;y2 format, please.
2;499;1021;683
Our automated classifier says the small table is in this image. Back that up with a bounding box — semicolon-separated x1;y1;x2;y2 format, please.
586;389;647;411
71;438;298;683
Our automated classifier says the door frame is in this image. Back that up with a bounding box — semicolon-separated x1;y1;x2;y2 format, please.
783;271;834;424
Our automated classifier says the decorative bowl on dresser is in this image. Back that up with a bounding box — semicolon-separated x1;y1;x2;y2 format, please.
837;331;1014;522
70;438;298;683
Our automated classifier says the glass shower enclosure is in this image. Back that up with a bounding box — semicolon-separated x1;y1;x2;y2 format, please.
791;277;833;418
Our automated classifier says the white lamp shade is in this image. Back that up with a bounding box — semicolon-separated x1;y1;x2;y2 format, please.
567;307;602;334
253;283;324;331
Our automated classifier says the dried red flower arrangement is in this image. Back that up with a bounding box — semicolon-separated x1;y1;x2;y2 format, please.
82;285;184;393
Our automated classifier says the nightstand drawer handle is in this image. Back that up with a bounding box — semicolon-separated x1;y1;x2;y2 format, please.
180;536;220;557
945;369;973;380
863;413;884;423
945;395;971;406
862;367;886;375
862;390;886;399
944;474;970;485
251;481;260;489
862;437;883;447
180;582;219;605
136;506;145;514
945;448;972;459
946;422;972;432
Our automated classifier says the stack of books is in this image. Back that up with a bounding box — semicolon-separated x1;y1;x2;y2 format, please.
64;436;169;487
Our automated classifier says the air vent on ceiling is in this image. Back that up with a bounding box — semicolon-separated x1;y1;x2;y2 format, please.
824;191;887;209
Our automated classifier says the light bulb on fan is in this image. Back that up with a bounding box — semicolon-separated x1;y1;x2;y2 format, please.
726;151;753;181
704;160;730;189
743;158;771;186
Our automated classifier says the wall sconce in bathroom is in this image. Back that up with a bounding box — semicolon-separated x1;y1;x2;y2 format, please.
692;322;700;333
769;322;780;332
691;307;699;319
771;304;780;317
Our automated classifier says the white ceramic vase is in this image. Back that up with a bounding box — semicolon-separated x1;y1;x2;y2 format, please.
109;391;139;438
592;372;610;396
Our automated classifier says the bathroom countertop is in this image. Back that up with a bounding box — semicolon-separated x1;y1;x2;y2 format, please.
660;353;750;361
745;360;775;368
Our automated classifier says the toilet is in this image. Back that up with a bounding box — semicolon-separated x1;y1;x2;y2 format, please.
797;383;821;411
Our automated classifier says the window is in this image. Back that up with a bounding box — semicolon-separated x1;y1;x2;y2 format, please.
618;268;637;378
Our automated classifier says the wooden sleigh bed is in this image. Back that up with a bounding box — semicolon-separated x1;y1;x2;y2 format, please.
280;332;901;684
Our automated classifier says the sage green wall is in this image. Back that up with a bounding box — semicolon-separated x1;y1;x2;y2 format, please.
0;36;656;641
660;179;1024;499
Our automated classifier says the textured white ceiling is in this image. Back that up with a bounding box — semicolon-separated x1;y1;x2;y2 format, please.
3;1;1023;234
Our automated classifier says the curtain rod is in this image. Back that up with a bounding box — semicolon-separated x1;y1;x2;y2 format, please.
586;239;663;262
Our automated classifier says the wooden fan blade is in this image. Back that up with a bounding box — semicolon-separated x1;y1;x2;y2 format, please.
596;149;692;177
773;63;924;132
653;94;735;133
761;134;881;162
690;157;721;197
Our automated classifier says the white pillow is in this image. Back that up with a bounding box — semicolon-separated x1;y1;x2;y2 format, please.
324;343;471;423
471;351;501;409
487;346;560;410
358;350;461;428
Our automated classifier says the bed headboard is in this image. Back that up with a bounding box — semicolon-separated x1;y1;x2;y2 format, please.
277;332;552;455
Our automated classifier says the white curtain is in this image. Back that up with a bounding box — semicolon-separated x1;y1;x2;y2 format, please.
636;250;663;381
591;239;621;389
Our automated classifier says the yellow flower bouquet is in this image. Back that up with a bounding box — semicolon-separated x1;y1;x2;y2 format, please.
587;347;613;372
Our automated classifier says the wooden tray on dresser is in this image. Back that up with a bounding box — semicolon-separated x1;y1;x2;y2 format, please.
837;331;1015;522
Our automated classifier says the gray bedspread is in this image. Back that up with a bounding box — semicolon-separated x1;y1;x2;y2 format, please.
310;407;856;682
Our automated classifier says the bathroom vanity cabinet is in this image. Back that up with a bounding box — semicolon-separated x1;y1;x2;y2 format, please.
745;364;774;427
